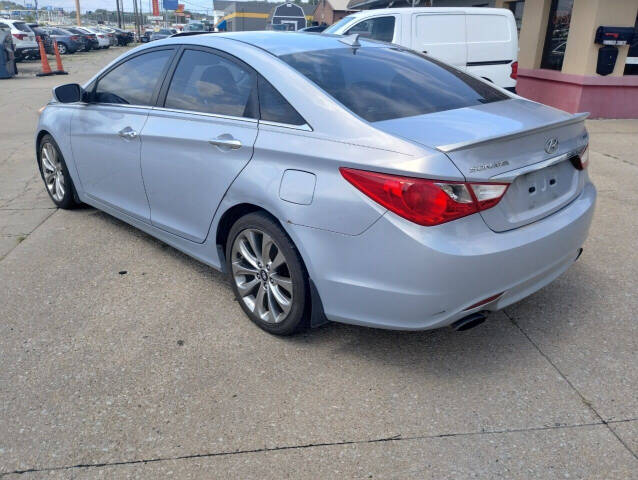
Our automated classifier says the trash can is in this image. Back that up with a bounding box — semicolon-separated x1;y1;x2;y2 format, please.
0;30;17;79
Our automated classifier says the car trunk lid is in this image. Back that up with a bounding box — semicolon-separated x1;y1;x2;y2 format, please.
373;99;589;232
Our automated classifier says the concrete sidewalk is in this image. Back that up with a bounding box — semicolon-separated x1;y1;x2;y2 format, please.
0;49;636;479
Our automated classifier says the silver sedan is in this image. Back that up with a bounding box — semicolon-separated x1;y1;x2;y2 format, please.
35;32;596;335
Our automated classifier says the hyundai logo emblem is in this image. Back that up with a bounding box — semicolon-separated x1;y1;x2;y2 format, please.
545;137;559;154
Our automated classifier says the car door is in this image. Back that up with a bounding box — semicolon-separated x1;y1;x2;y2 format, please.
71;47;175;222
411;13;467;69
140;47;259;243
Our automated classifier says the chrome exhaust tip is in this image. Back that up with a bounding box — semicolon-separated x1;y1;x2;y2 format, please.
452;312;488;331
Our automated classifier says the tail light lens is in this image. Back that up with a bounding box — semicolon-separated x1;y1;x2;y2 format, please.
340;168;509;226
71;35;80;41
570;145;589;170
13;33;26;40
98;35;105;38
510;61;518;79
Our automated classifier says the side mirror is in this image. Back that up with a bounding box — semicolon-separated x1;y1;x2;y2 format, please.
53;83;84;103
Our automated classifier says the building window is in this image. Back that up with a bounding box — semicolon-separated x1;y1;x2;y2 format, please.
541;0;574;71
507;0;525;33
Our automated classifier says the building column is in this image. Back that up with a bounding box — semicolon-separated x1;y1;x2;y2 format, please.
517;0;552;69
562;0;638;77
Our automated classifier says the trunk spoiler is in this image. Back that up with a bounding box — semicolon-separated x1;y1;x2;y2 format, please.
436;112;589;153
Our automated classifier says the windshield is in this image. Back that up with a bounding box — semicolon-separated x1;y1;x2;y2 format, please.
279;47;508;123
323;16;357;34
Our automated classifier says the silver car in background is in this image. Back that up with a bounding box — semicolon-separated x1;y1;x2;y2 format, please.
35;32;595;335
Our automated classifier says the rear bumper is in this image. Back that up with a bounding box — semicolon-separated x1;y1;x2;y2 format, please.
292;182;596;330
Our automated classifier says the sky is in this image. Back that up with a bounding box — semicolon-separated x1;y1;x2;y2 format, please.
12;0;304;14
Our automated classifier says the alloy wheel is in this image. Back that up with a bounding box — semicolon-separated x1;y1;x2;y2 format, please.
41;142;65;202
231;228;293;324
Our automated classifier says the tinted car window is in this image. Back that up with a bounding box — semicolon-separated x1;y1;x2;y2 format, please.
164;49;257;118
258;76;305;125
14;22;32;33
94;49;173;105
346;16;395;43
0;23;9;31
280;47;508;122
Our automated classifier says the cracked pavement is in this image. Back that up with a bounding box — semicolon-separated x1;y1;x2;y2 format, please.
1;48;637;479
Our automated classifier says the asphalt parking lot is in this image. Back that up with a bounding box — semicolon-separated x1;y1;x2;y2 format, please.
1;47;637;479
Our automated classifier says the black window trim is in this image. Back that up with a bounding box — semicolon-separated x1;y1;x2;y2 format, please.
88;46;179;108
256;74;311;131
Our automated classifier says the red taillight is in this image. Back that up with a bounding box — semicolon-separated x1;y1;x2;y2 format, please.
71;35;80;41
340;168;509;227
13;33;26;40
570;145;589;170
510;61;518;79
99;35;105;38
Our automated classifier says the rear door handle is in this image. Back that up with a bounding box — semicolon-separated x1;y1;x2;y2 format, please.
209;136;242;150
118;126;138;140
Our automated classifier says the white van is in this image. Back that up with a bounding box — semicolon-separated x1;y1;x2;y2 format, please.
324;8;518;92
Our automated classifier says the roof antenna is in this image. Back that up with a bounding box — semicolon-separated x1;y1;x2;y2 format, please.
339;33;361;48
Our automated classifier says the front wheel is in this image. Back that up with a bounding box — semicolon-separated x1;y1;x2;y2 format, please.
226;212;308;335
57;43;67;54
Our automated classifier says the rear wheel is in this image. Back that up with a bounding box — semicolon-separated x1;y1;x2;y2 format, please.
226;212;308;335
38;134;79;209
57;42;67;54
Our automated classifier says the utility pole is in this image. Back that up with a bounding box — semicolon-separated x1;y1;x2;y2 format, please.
75;0;81;25
116;0;122;28
133;0;142;41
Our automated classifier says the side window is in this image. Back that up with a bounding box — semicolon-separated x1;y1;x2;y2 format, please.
164;49;257;118
258;76;305;126
346;16;395;43
94;49;173;105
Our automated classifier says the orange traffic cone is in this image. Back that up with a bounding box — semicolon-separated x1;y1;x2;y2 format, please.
36;36;53;77
52;41;68;75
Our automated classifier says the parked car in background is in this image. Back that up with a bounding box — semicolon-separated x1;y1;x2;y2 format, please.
109;26;134;46
300;25;327;33
76;26;110;49
27;23;53;54
183;22;207;33
150;28;177;42
41;27;82;54
140;29;153;43
65;27;97;51
324;7;518;92
38;33;595;336
96;27;117;46
2;19;37;61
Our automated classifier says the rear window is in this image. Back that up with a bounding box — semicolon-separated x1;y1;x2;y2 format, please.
14;22;32;33
279;47;508;122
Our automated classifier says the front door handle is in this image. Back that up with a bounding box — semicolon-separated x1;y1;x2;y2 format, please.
209;135;242;151
118;126;138;140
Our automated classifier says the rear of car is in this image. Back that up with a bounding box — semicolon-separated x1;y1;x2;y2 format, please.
28;24;53;55
44;27;82;54
274;41;594;330
65;27;94;51
5;20;37;61
323;8;518;91
79;27;110;48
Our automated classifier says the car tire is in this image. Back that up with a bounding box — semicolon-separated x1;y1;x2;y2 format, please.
57;43;67;54
38;134;79;210
226;211;309;335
